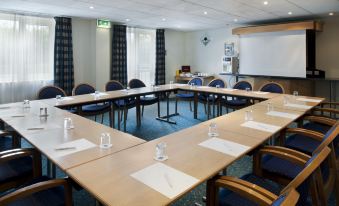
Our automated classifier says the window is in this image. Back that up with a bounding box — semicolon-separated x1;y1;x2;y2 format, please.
127;28;156;87
0;13;55;103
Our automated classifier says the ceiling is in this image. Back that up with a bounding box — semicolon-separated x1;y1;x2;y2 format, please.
0;0;338;31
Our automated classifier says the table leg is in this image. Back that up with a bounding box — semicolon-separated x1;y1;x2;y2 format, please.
136;96;141;126
194;92;198;119
156;91;178;124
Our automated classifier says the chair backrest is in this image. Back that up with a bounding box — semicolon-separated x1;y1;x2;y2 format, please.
37;86;67;100
188;77;203;86
281;146;331;205
105;80;124;91
72;83;95;95
208;79;226;88
271;189;299;206
128;79;146;89
259;82;285;94
233;81;252;91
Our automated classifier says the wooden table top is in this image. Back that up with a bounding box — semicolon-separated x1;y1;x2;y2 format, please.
67;123;267;206
0;101;145;170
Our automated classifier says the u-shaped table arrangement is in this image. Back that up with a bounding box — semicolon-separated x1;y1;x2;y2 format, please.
0;84;324;206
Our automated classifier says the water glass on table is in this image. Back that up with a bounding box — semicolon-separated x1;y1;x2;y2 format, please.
245;110;253;121
208;122;219;137
100;133;112;149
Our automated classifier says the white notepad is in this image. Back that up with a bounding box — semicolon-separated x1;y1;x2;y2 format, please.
90;92;109;96
173;84;187;86
59;97;74;101
266;111;299;119
222;88;238;92
198;86;210;89
131;163;199;199
25;124;61;133
284;103;312;109
296;98;321;103
198;137;250;157
241;121;281;133
253;91;269;95
53;139;96;158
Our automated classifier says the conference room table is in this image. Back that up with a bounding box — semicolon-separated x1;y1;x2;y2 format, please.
0;84;324;205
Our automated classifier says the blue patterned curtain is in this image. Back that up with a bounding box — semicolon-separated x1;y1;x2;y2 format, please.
54;17;74;95
155;29;166;85
111;25;127;86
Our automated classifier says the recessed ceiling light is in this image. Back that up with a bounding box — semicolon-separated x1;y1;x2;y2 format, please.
162;18;166;21
288;11;292;15
126;19;130;22
89;6;94;9
263;1;268;5
329;12;334;16
234;18;238;22
177;25;181;28
204;11;208;15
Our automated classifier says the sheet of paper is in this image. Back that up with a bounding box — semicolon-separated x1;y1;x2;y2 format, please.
90;92;109;96
52;138;97;158
222;88;238;92
296;98;321;103
197;86;210;89
266;111;299;119
60;97;74;101
24;124;61;133
131;163;199;199
198;137;250;157
173;84;187;86
284;103;312;109
241;121;281;133
253;91;269;95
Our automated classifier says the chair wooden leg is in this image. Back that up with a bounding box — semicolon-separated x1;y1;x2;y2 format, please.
175;98;178;114
206;177;218;206
109;110;113;128
142;105;144;116
117;110;121;130
94;115;97;122
189;100;192;111
207;101;210;120
124;107;127;132
157;100;160;118
204;103;207;114
101;114;104;124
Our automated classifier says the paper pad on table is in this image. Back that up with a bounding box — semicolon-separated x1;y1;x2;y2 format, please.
90;92;109;96
222;88;238;92
284;103;312;109
199;137;250;157
296;98;321;103
241;121;281;133
266;111;299;119
53;139;96;158
131;163;199;199
198;86;210;89
253;91;269;95
60;97;74;101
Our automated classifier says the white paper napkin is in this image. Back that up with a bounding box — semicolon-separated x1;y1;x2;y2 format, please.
241;121;281;133
284;103;312;109
53;139;96;158
59;97;74;101
296;98;321;103
266;111;299;119
199;137;250;157
197;86;210;89
222;88;238;92
253;91;269;95
131;163;199;199
90;92;109;96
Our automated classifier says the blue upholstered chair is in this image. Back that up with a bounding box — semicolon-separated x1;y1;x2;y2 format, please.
0;148;41;193
259;82;285;94
198;79;226;119
222;81;252;113
72;83;112;127
0;130;14;151
128;79;160;117
175;77;203;113
0;176;72;206
37;86;67;100
257;120;339;204
209;146;331;206
105;80;136;131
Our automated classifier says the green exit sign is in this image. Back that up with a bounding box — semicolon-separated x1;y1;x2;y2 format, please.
97;19;111;29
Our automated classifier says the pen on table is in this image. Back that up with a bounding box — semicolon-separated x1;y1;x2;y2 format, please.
164;173;173;188
55;147;76;151
27;127;44;130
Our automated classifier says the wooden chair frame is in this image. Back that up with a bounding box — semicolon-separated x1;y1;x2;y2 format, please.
175;77;203;113
258;82;285;94
0;148;42;192
72;83;113;127
37;85;67;99
0;178;72;206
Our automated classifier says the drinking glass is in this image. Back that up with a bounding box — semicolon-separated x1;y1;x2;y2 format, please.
64;117;74;130
23;100;30;108
245;87;250;92
100;133;112;149
283;96;289;105
169;81;173;88
267;102;274;112
155;142;168;161
245;110;254;121
208;122;219;137
190;82;195;89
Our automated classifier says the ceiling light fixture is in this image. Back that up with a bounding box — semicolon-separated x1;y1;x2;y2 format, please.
234;18;238;22
126;19;130;22
288;11;292;15
89;6;94;9
162;18;166;21
329;12;334;16
204;11;208;15
263;1;268;5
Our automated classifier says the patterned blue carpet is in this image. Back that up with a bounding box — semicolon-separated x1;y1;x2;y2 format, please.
11;99;337;205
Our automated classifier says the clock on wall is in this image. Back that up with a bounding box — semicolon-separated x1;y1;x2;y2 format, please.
200;34;211;46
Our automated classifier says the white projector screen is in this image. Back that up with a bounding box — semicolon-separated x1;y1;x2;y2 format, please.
239;30;306;78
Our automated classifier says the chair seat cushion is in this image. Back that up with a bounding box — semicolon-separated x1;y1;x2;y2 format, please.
223;99;247;106
218;174;283;206
176;93;194;98
140;96;158;106
114;100;136;108
303;122;329;134
7;176;66;206
285;134;320;155
81;103;110;113
0;137;12;151
0;156;33;185
261;155;303;179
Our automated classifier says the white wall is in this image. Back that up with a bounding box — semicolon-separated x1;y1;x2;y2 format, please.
165;29;186;84
184;27;238;87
